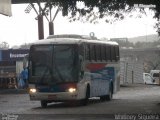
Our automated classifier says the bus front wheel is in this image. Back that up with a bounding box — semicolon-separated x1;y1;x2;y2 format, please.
41;100;47;108
80;86;90;106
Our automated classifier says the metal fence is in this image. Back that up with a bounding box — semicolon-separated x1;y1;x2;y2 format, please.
120;61;144;85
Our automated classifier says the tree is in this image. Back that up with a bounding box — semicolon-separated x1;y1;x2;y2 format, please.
0;41;9;49
13;0;160;34
46;0;160;34
144;51;160;72
46;0;159;17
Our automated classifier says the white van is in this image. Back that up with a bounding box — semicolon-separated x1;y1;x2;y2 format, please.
143;73;156;84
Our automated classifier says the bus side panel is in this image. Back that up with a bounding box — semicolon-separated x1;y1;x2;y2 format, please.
107;63;120;93
86;63;116;97
90;73;110;97
77;75;91;99
114;63;120;93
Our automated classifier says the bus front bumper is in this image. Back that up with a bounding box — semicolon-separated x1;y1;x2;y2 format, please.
29;92;78;101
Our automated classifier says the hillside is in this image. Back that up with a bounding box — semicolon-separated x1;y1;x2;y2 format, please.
128;34;159;43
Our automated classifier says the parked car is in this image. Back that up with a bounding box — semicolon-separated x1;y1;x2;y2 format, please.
143;73;156;85
150;70;160;85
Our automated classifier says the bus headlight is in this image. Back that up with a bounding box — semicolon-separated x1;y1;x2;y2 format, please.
29;88;37;93
68;88;76;93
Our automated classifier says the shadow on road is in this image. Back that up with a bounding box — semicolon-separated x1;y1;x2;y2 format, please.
32;98;113;109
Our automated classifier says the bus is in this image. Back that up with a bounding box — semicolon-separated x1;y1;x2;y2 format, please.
28;34;120;107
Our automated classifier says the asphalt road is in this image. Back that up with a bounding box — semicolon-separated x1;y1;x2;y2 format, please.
0;84;160;120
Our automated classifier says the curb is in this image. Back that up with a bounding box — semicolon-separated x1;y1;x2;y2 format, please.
0;89;27;94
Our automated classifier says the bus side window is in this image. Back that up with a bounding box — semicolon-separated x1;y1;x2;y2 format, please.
85;44;90;61
106;46;111;61
99;45;102;61
94;45;97;61
101;45;106;61
111;46;116;61
96;45;101;61
79;44;84;56
115;46;120;61
90;44;96;61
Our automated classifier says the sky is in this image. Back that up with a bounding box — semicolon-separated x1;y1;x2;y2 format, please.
0;4;158;48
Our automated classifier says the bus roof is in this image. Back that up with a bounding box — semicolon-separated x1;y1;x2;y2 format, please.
32;34;119;46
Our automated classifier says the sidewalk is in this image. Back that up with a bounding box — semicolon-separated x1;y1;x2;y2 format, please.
0;88;27;94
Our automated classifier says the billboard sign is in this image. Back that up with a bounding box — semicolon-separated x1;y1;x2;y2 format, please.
1;49;29;61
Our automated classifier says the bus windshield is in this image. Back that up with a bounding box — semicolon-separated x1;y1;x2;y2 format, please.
29;45;78;85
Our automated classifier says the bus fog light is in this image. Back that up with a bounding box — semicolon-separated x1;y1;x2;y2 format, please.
68;88;76;93
29;88;37;93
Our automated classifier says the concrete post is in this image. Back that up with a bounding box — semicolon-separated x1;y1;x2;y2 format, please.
49;22;54;35
159;72;160;86
38;15;44;40
132;70;134;84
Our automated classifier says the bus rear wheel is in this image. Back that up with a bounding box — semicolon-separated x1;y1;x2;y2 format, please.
106;85;113;101
100;95;107;101
100;85;113;101
41;100;47;108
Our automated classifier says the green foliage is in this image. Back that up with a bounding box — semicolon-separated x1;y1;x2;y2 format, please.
47;0;160;19
13;0;160;20
13;0;160;35
48;0;160;34
0;42;9;49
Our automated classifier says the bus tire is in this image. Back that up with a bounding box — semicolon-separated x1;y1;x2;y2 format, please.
41;100;47;108
80;85;90;106
100;95;107;101
106;84;113;101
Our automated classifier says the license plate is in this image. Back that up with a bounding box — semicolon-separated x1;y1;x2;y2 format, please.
48;95;57;99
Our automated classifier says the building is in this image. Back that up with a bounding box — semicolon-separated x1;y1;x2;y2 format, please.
0;49;29;88
120;47;160;84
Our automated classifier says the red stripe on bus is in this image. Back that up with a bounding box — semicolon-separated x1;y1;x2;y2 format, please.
86;63;106;71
